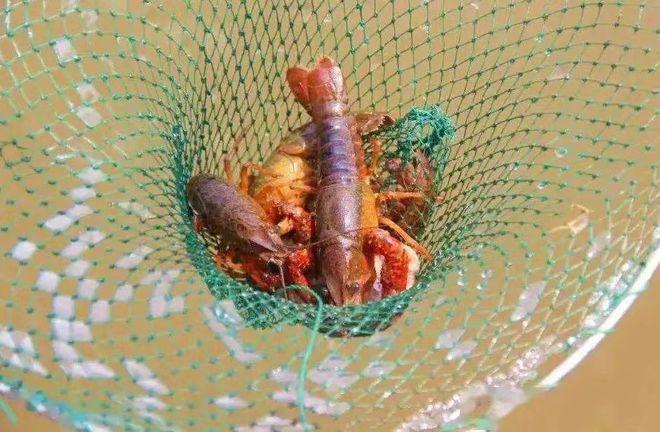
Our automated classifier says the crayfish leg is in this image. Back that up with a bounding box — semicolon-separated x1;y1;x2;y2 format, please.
368;138;382;178
239;162;261;194
215;249;246;277
273;203;314;243
376;191;427;203
241;257;279;293
290;183;317;194
280;249;316;304
379;215;432;261
223;158;234;183
353;112;395;135
284;249;313;287
364;229;419;298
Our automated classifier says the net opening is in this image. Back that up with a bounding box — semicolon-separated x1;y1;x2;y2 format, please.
168;105;456;336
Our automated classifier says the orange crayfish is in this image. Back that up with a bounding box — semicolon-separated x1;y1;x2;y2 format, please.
286;57;431;306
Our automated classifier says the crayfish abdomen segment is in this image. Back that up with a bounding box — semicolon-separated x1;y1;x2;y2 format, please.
317;118;359;182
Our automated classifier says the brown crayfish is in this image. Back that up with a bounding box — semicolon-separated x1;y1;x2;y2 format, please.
186;174;315;303
286;56;431;305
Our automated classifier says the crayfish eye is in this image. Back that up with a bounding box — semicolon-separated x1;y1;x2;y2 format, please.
349;282;361;291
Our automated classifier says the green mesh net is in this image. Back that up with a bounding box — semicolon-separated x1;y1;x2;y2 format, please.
0;1;657;431
180;104;455;337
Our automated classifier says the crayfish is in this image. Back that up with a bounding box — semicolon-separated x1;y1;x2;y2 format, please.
186;56;434;307
285;56;431;305
186;174;315;304
378;149;441;234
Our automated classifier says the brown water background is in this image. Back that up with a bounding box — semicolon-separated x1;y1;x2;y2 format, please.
0;1;657;430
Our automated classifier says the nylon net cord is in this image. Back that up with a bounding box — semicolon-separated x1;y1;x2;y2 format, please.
0;1;657;431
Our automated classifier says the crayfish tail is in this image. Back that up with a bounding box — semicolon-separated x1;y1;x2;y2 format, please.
288;56;348;120
286;66;311;113
305;56;346;106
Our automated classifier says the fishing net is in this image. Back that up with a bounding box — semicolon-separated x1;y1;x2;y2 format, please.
0;1;657;431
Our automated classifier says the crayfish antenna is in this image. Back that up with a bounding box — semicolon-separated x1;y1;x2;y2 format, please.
267;256;288;292
278;264;286;289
